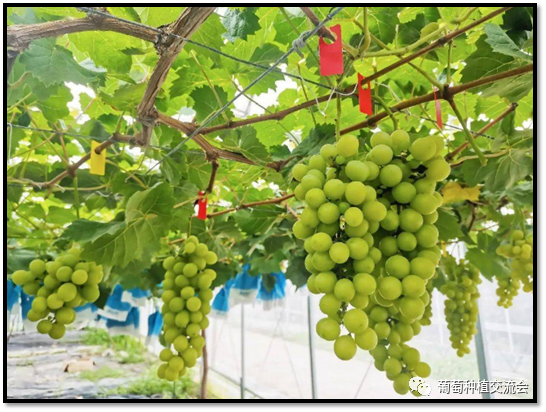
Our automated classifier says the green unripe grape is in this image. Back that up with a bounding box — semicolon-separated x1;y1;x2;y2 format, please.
56;307;76;325
164;328;181;345
378;277;403;301
307;275;319;294
346;238;369;260
385;256;410;279
81;285;100;302
190;311;203;323
323;179;345;200
311;232;333;253
58;283;77;302
369;144;394;165
426;156;451;181
27;309;44;322
169;356;185;372
337;201;349;214
384;358;403;378
329;242;350;264
353;273;376;295
12;270;32;286
345;161;369;182
402;275;426;298
164;367;179;382
182;347;198;367
355;328;378;350
354;257;375;274
391;130;410;154
175;275;190;289
175;311;190;328
350;293;370;309
315;271;337;294
184;242;197;255
309;154;327;172
204;251;218;265
293;220;314;240
335;155;346;165
162;290;177;304
392;182;417;204
300;208;320;228
36;287;51;298
345;219;369;238
317;203;340;224
71;270;88;285
362;201;387;222
364;186;377;202
305;188;326;210
305;254;317;274
370;131;392;148
32;297;48;313
334;335;357;361
313;252;336;272
316;318;341;341
191;336;206;350
48;323;66;340
163;312;176;326
61;254;80;268
379;164;403;187
186;323;201;338
320;144;338;160
416;224;439;248
186;297;202;312
186;235;199;244
410;257;436;280
334;279;356;302
399;297;425;319
87;270;103;285
410;193;438;215
337;135;359;157
370;306;389;323
414;362;431;378
292;164;309;182
45;261;61;276
414;179;436;195
37;319;53;334
423;210;438;224
399;209;424;233
23;282;40;296
183;263;198;278
29;259;46;275
378;236;398;257
374;322;391;339
199;316;210;330
157;363;169;379
163;256;176;270
197;276;213;290
418;250;439;264
56;266;73;282
363;161;380;180
194;243;208;258
381;210;399;232
181;286;196;300
169;297;185;313
301;175;322;192
319;293;341;315
344;181;367;205
410;137;436;162
344;207;365;228
344;308;368;334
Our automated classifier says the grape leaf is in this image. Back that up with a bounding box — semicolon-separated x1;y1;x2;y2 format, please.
222;7;260;42
436;209;464;241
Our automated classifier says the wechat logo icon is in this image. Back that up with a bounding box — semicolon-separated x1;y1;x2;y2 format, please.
409;377;432;396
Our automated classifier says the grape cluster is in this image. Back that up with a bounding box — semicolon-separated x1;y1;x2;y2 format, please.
11;248;103;340
293;130;448;394
157;236;217;382
495;229;533;307
440;256;480;357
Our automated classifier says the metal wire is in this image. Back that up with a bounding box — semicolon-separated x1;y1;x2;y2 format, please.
75;7;345;95
145;7;345;174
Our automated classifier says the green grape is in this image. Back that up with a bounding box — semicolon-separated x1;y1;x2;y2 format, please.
82;285;100;302
399;209;424;233
350;293;370;309
186;297;202;312
313;252;336;271
56;307;76;325
399;297;425;320
315;271;337;294
344;207;364;227
292;164;309;181
334;279;356;302
58;283;77;302
175;311;190;328
293;220;314;239
391;130;410;154
414;362;431;378
329;243;350;264
355;328;378;350
316;318;341;341
371;131;392;147
369;145;394;165
402;275;426;298
29;259;46;275
344;219;369;237
48;323;66;340
318;203;340;224
392;182;417;204
380;210;399;231
379;164;403;187
410;194;438;216
409;137;436;161
56;266;73;282
353;273;377;295
323;179;345;200
384;358;403;377
305;188;327;209
300;208;320;228
414;179;436;195
346;238;369;260
12;270;32;286
343;309;368;333
345;181;367;205
378;277;403;301
294;184;308;200
71;269;88;285
362;200;387;222
337;135;359;157
309;154;327;172
311;232;333;252
426;156;451;181
37;319;53;335
385;256;410;279
345;161;369;182
374;322;391;339
334;335;357;360
415;224;439;248
320;144;338;160
410;257;436;280
319;293;341;316
378;236;398;257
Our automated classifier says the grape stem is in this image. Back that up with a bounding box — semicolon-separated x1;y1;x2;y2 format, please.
447;99;487;165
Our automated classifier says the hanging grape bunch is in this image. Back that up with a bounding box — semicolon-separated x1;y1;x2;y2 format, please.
292;129;448;395
11;248;103;340
495;229;534;307
157;236;217;382
440;256;480;357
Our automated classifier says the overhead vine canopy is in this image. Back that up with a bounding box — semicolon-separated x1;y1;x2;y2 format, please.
7;6;533;293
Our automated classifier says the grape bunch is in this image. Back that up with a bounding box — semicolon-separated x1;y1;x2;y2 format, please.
293;130;448;394
440;256;480;357
495;229;534;307
11;248;103;340
157;236;217;382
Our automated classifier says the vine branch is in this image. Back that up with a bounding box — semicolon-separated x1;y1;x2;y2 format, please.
207;194;295;218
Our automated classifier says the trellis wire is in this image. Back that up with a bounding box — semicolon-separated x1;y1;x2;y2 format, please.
145;7;345;174
75;7;345;95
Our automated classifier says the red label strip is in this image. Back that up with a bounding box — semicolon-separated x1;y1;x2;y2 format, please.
319;24;344;76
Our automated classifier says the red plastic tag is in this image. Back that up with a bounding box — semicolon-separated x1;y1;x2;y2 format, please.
197;191;207;220
319;24;343;76
433;88;443;130
358;74;373;116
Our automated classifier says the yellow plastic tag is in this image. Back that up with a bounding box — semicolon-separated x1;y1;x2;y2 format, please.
89;141;106;176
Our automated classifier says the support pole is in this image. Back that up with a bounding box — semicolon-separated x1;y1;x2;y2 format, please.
474;311;492;399
240;305;246;400
307;295;318;399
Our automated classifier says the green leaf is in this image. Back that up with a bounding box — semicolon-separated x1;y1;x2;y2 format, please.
234;206;279;235
222;7;260;42
484;149;533;193
460;37;514;85
285;251;309;288
484;24;532;61
465;248;510;281
398;7;426;23
190;86;232;124
101;83;146;112
261;272;277;292
137;7;185;27
185;153;212;190
20;39;101;87
292;124;336;157
368;7;402;44
505;181;534;206
220;126;271;165
63;219;126;243
436;209;464;241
